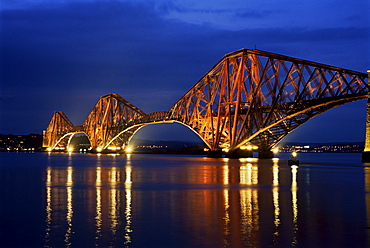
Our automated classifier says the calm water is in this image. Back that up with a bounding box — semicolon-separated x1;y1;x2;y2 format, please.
0;152;369;248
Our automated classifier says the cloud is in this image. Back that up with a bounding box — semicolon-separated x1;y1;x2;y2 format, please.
235;10;268;19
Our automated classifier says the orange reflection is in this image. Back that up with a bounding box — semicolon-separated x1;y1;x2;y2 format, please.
240;188;259;246
273;161;280;237
44;165;74;247
65;186;73;246
252;164;258;185
223;165;229;185
291;165;298;246
44;176;51;245
124;157;133;245
95;187;102;244
109;188;119;235
66;166;73;186
223;189;230;245
365;167;370;246
44;154;135;247
43;155;307;247
240;163;253;185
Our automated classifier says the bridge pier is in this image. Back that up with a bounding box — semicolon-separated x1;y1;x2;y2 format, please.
361;70;370;162
207;148;255;158
258;149;274;159
207;150;223;158
207;147;273;159
226;148;253;158
257;142;274;159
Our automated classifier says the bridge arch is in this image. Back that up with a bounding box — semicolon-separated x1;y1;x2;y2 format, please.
278;99;366;143
235;95;366;150
105;121;209;152
47;132;92;152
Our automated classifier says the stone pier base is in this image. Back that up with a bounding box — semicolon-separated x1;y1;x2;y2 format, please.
362;151;370;163
207;150;223;158
258;149;274;159
226;149;253;158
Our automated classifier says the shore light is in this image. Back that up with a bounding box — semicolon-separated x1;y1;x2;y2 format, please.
67;147;73;152
292;151;297;158
96;147;103;153
288;151;299;166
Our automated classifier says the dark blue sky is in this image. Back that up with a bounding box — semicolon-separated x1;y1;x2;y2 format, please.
0;0;369;143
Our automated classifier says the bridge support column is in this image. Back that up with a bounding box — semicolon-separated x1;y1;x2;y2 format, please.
207;150;223;158
226;148;253;158
258;143;274;159
362;70;370;162
258;149;274;159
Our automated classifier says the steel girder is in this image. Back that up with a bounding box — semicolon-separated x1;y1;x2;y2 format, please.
168;49;368;151
82;93;146;150
43;111;75;149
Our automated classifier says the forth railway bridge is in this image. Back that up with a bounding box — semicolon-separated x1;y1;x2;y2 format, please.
43;49;369;158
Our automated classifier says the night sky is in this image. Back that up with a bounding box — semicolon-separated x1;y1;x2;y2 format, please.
1;0;369;143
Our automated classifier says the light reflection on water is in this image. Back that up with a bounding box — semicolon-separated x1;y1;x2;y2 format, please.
0;153;369;247
39;155;370;247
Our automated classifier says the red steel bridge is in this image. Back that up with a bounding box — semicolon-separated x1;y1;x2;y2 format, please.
43;49;368;157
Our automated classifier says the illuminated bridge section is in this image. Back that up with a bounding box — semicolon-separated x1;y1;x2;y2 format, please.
43;95;175;152
168;49;368;152
82;93;146;151
43;111;75;151
44;49;368;154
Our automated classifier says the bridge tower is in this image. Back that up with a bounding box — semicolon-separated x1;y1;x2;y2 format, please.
43;111;75;151
362;70;370;162
82;93;146;152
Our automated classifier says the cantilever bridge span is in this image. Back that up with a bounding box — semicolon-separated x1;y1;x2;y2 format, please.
43;49;368;157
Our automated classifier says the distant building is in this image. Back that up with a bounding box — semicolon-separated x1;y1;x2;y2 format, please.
0;134;43;151
278;143;363;153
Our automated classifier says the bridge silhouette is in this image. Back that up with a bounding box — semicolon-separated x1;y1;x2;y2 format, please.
43;49;368;158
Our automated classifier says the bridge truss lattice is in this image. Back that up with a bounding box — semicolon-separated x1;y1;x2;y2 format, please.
43;49;368;153
168;49;368;151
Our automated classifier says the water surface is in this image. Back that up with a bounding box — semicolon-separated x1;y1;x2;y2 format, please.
0;152;369;247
